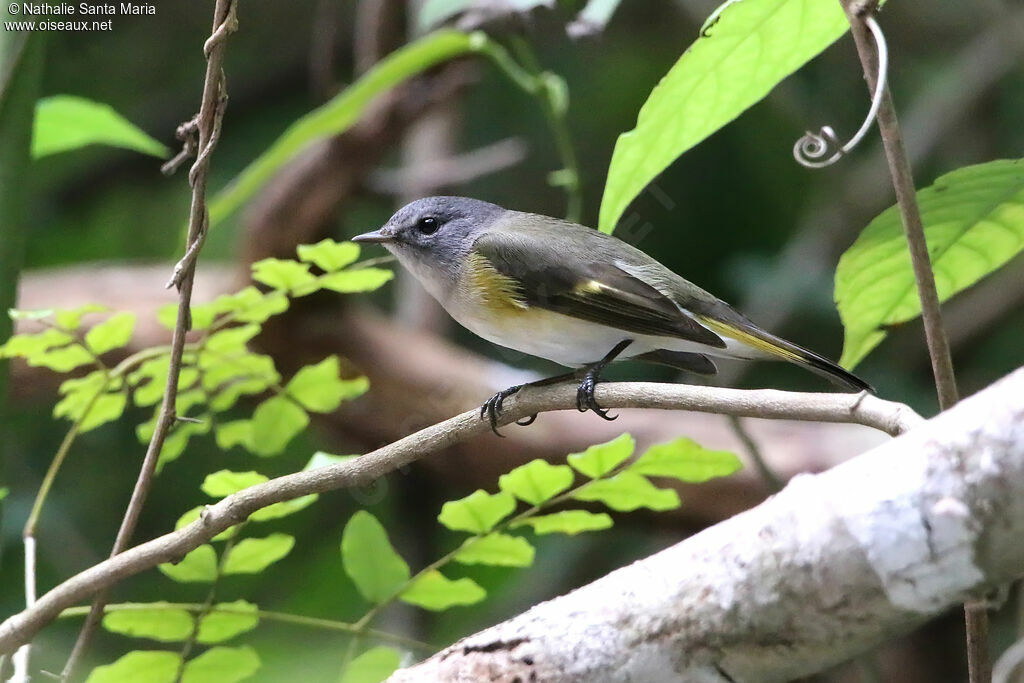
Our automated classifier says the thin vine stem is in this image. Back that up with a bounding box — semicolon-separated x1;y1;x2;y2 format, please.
473;34;583;223
837;1;976;679
61;0;239;676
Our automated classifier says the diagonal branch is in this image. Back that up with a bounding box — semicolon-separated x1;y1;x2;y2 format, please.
391;367;1024;682
0;381;920;655
59;1;238;677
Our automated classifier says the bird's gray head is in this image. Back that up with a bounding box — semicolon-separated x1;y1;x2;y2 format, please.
352;196;506;297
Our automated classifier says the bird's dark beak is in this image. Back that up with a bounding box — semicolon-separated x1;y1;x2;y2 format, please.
351;228;393;244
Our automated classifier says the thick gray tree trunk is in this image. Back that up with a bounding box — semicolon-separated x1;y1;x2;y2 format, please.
392;368;1024;682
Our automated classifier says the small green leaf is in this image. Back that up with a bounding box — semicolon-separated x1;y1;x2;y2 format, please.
628;437;742;483
222;534;295;574
454;533;535;567
0;327;72;358
201;470;269;498
297;239;361;272
210;379;268;412
249;396;309;456
498;459;574;505
400;570;486;611
230;290;290;324
437;489;516;534
837;158;1024;368
342;511;411;604
567;434;635;478
318;269;394;293
197;601;260;644
205;324;261;354
159;545;218;583
0;487;8;501
251;258;318;294
128;357;197;407
286;356;369;412
175;506;237;542
573;472;680;512
181;645;260;683
26;344;94;372
84;312;136;355
102;604;194;642
54;371;127;432
249;494;318;522
199;351;278;391
33;95;169;159
340;647;402;683
54;304;108;330
599;0;854;233
85;650;181;683
214;420;252;451
513;509;613;535
7;308;55;321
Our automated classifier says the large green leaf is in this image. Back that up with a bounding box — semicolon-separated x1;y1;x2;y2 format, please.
341;511;411;604
207;31;476;229
837;159;1024;368
598;0;851;233
285;356;369;413
33;95;169;159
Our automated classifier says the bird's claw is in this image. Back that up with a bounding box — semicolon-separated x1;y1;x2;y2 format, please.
576;372;616;421
481;384;525;437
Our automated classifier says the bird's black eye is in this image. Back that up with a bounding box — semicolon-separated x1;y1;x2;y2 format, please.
416;216;439;235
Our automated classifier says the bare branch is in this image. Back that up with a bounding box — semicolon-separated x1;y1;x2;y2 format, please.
392;367;1024;683
59;1;238;676
0;381;919;655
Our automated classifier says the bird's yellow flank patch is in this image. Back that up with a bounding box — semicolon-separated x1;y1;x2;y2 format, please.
697;316;801;361
464;252;529;312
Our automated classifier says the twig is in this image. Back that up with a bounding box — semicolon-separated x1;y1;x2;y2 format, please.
390;367;1024;682
367;137;528;195
59;1;238;678
727;415;784;493
0;380;922;655
837;0;977;679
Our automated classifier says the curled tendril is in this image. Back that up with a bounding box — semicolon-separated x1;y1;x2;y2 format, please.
794;15;888;169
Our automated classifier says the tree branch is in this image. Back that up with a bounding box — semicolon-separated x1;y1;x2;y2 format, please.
838;1;981;677
60;1;238;677
0;381;918;655
391;367;1024;683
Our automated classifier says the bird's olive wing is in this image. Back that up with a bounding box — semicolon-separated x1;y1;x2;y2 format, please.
473;234;726;348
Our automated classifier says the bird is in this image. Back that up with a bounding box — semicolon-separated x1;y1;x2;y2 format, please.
352;196;872;435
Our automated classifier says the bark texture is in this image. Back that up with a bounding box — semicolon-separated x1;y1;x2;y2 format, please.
391;368;1024;683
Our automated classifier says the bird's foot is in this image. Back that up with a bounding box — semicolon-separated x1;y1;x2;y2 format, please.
575;370;616;421
481;384;529;437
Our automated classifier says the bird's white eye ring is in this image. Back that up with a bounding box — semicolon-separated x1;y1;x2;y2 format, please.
417;217;439;235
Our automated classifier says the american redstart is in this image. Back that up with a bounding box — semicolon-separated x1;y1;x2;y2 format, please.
353;196;872;435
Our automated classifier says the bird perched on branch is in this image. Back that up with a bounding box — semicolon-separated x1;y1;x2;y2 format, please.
354;196;871;435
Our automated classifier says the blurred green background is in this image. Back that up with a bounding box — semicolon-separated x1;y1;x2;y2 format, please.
2;0;1023;679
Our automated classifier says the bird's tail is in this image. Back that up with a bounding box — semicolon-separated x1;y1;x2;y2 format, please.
696;317;874;393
